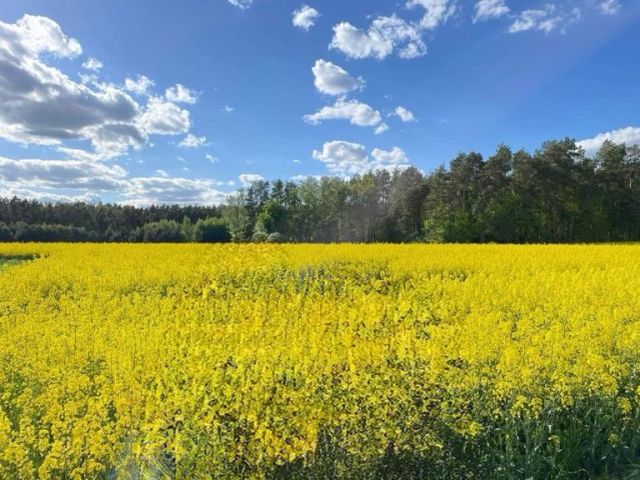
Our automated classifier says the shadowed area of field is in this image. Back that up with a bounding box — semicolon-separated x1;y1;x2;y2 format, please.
0;254;36;269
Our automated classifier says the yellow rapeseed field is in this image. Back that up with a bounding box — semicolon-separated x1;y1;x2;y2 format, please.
0;244;639;479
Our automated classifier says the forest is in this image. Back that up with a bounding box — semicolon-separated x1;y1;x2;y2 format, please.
1;138;639;243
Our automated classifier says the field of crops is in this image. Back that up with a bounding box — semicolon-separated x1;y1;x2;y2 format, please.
0;244;640;479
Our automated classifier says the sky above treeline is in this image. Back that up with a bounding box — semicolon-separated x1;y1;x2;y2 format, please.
0;0;638;205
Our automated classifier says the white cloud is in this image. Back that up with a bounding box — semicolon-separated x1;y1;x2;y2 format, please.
0;14;201;167
392;106;416;122
224;106;235;113
82;57;103;72
291;174;323;182
474;0;510;22
312;141;411;176
0;186;101;204
313;141;367;176
206;153;219;163
123;176;228;205
239;173;264;185
85;123;146;158
5;14;82;58
509;5;581;34
371;147;411;168
407;0;458;29
304;98;384;132
228;0;253;9
374;123;390;135
124;75;155;95
293;5;320;31
599;0;621;15
329;0;461;60
165;83;197;104
578;126;640;156
312;59;364;96
79;73;97;85
0;18;149;156
0;156;126;190
155;169;169;178
179;133;207;148
330;15;426;60
55;147;112;163
139;96;190;135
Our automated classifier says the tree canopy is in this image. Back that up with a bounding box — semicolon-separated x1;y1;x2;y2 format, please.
2;138;639;243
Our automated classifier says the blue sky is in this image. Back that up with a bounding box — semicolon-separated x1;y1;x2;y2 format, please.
0;0;638;204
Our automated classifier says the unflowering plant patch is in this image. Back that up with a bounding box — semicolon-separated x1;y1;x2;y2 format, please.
0;243;639;479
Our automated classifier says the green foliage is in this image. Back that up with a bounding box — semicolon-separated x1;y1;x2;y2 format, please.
222;193;251;242
192;217;231;243
180;217;195;241
0;197;221;242
252;218;269;243
12;222;95;242
0;222;12;241
137;220;184;243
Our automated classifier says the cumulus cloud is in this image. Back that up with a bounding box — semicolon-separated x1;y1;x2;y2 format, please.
599;0;621;15
374;123;390;135
304;99;385;132
292;5;320;31
165;83;198;104
82;57;103;72
0;156;126;190
371;147;411;168
124;75;155;95
330;15;427;60
0;185;101;204
329;0;458;59
312;59;364;96
509;5;581;34
312;141;411;176
313;141;367;176
139;96;191;135
0;14;216;205
408;0;458;30
578;126;640;156
179;133;207;148
392;106;416;122
4;14;82;58
228;0;253;9
0;16;142;151
239;173;264;185
0;158;230;205
123;176;228;205
86;123;146;158
474;0;510;22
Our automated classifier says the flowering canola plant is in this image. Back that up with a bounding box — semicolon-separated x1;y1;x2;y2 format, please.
0;243;639;479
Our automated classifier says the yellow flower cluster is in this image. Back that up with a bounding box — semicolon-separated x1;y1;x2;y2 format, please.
0;243;639;478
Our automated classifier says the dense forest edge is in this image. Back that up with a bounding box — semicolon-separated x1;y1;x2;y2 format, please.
1;138;639;243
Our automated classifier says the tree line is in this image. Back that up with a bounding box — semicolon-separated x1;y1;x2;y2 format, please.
226;139;640;243
1;138;639;243
0;202;224;242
